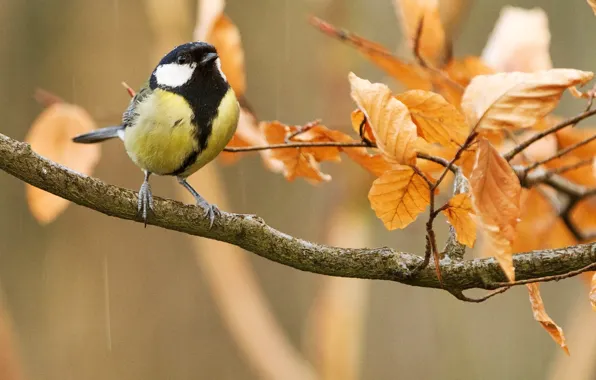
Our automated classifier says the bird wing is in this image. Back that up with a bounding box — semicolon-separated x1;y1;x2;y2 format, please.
122;80;152;128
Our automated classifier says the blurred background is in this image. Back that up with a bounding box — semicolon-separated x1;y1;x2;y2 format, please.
1;0;596;379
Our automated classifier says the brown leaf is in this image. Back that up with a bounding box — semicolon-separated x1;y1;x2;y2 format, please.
442;193;476;247
310;17;431;90
395;90;468;146
368;166;430;230
393;0;446;64
349;73;418;165
350;109;376;144
591;272;596;311
194;0;246;96
527;283;569;354
461;69;594;131
344;149;393;177
25;102;101;224
555;127;596;160
470;138;522;281
261;121;331;182
293;125;343;163
481;6;552;73
589;0;596;15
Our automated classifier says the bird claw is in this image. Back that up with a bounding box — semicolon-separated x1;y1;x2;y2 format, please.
137;181;154;227
197;199;219;229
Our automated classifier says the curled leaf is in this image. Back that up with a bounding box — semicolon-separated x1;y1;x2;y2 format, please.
25;101;101;224
351;109;376;144
470;138;521;281
527;283;569;354
589;0;596;15
368;166;430;229
442;193;476;247
261;121;331;183
395;90;468;146
349;73;418;165
461;69;594;131
481;6;552;73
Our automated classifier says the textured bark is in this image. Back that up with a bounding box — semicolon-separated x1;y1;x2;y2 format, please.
2;132;596;293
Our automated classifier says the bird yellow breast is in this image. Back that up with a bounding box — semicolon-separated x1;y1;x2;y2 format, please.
123;88;239;177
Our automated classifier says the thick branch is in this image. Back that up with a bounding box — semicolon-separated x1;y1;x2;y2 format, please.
1;133;596;292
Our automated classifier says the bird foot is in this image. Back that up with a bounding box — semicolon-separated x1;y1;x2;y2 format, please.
196;199;219;229
137;181;154;227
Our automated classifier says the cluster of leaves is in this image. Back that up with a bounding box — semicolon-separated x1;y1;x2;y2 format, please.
23;0;596;354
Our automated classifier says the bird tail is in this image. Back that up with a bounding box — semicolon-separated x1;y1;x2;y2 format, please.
72;126;124;144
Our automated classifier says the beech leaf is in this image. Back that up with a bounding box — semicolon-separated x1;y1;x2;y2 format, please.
481;6;552;73
368;166;430;230
461;69;594;130
349;73;418;165
527;283;569;355
470;138;521;281
395;90;468;146
442;193;476;247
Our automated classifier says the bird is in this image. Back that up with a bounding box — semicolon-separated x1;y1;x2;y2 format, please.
72;41;239;228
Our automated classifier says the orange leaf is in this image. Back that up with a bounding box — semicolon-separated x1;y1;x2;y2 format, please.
442;193;476;247
348;73;418;165
589;0;596;15
527;283;569;355
461;69;594;131
590;273;596;311
393;0;445;64
368;166;430;230
194;0;246;96
310;17;431;90
555;127;596;161
293;125;344;163
481;6;552;73
350;109;376;144
261;121;331;182
344;149;393;177
470;138;522;281
434;57;494;107
25;102;101;224
395;90;468;146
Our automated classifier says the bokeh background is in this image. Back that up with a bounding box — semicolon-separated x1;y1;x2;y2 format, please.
1;0;596;379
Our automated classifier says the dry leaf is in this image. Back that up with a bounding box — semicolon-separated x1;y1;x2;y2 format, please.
293;125;344;163
368;166;430;229
194;0;246;96
442;193;476;247
437;56;494;106
261;121;331;182
481;6;552;73
589;0;596;15
461;69;594;131
470;138;522;281
25;102;101;224
555;127;596;160
591;273;596;311
344;149;393;177
395;90;468;146
351;109;376;144
310;17;431;90
348;73;418;165
527;283;569;354
393;0;446;63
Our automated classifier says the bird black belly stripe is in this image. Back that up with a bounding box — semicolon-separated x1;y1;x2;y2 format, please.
170;150;199;176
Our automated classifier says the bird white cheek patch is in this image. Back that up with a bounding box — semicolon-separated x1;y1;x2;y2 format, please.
215;58;227;81
154;63;196;87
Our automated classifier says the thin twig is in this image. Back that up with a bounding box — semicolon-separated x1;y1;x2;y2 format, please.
491;262;596;287
284;119;321;144
504;108;596;162
449;287;511;303
525;132;596;173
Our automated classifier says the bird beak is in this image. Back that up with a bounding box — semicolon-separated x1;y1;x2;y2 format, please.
200;52;218;65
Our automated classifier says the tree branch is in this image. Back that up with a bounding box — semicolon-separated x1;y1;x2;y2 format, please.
2;132;596;294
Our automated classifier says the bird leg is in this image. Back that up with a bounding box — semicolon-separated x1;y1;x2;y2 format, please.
137;170;154;227
177;176;218;229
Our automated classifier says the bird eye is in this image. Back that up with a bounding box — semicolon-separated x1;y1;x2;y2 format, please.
177;54;190;65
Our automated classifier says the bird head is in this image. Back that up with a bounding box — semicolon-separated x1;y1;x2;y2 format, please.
150;41;227;91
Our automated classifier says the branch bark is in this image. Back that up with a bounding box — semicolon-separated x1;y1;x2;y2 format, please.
2;132;596;294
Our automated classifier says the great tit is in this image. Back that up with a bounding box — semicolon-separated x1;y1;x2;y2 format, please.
72;41;239;227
